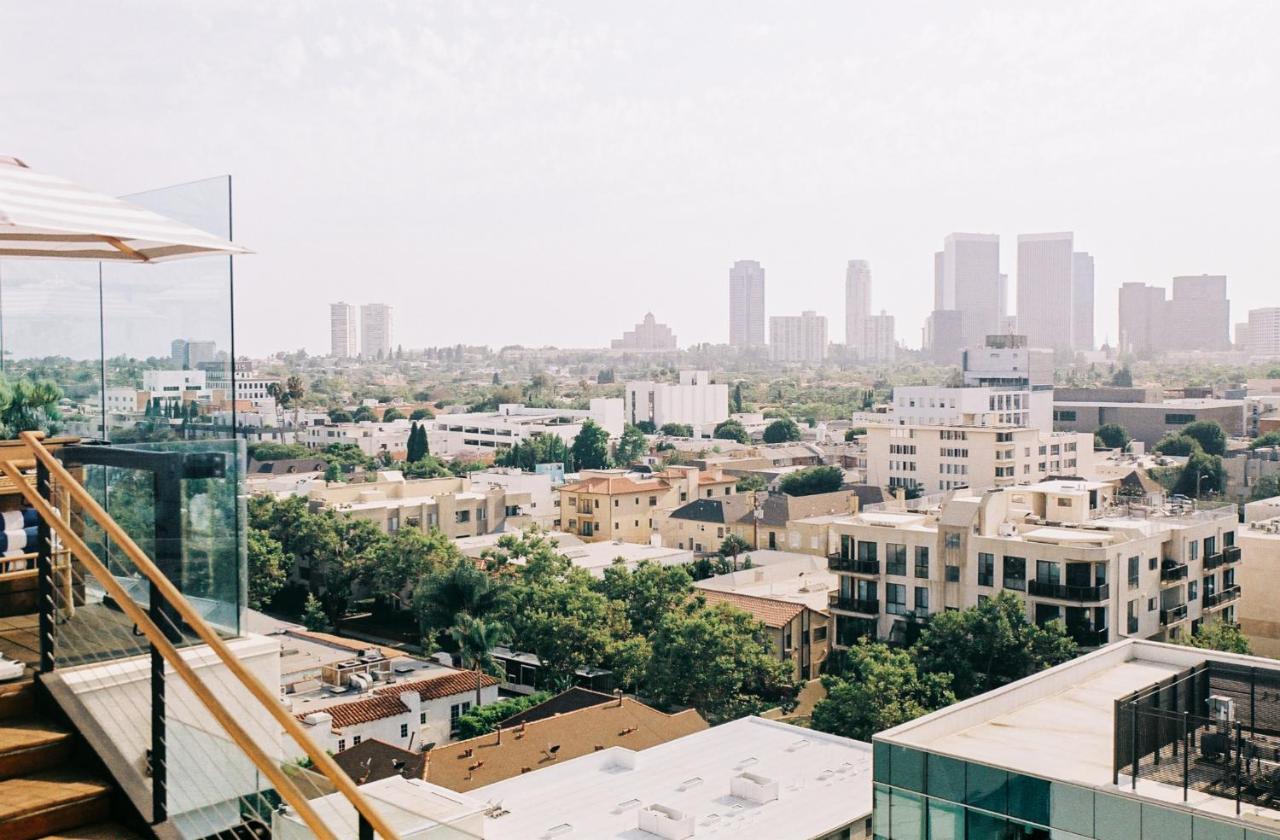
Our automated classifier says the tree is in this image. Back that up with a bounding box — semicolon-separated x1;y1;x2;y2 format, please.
735;474;767;493
369;528;456;611
911;592;1078;700
762;418;802;444
453;692;551;739
1094;423;1130;450
659;423;693;437
284;375;305;405
713;419;749;444
352;405;377;423
719;534;752;571
302;593;330;632
613;424;649;466
571;420;612;470
634;420;657;435
596;561;693;639
1181;420;1227;456
1175;619;1251;654
596;368;616;384
1250;431;1280;450
328;409;353;423
1250;473;1280;501
645;600;796;724
247;529;287;611
248;442;311;461
413;558;509;649
381;407;405;422
449;614;510;707
732;382;744;413
495;432;572;471
406;422;429;462
410;407;434;421
811;639;955;741
844;427;867;442
1173;449;1226;498
1111;367;1134;387
1154;434;1200;457
779;466;844;497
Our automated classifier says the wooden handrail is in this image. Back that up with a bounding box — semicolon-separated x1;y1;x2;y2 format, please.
11;431;407;840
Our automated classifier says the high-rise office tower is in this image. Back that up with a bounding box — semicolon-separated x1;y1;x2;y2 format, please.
728;260;766;348
1016;232;1075;352
861;311;896;363
1072;251;1095;351
1168;275;1231;352
1118;282;1167;355
844;260;872;353
330;302;358;358
929;233;1003;361
360;303;392;359
1245;308;1280;357
769;311;827;363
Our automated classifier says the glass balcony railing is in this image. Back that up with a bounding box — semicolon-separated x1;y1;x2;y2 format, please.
1160;562;1189;582
1204;552;1226;570
830;594;880;615
1204;585;1241;608
1071;627;1110;647
1027;580;1110;601
828;554;879;575
1161;604;1190;625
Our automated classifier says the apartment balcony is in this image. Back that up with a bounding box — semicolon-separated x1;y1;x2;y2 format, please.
828;554;879;575
1204;552;1226;571
829;594;879;616
1071;627;1110;648
1204;585;1241;609
1224;545;1242;563
1160;604;1190;626
1159;562;1189;583
1027;580;1110;602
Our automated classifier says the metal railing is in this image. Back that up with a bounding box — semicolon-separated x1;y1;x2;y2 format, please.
1161;604;1190;626
829;594;879;615
828;555;879;575
1160;563;1189;583
1205;586;1242;609
1027;580;1110;601
6;432;408;840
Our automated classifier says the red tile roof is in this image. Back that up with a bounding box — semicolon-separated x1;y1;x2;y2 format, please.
298;694;410;729
376;670;498;701
560;476;669;495
698;590;806;628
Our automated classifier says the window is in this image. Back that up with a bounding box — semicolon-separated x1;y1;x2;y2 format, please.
1165;413;1195;425
914;586;929;615
1128;600;1139;634
353;735;362;746
400;724;409;738
813;625;828;641
1003;556;1026;591
886;584;907;615
649;496;657;506
887;544;907;576
858;540;878;564
945;565;960;582
914;546;929;578
420;712;427;724
337;739;346;752
978;553;995;587
1188;580;1198;602
1147;556;1157;571
1128;556;1139;588
945;533;961;550
450;701;472;735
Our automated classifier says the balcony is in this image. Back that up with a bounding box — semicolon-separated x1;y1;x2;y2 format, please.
1027;580;1110;602
1204;552;1226;571
829;555;879;575
1204;585;1241;608
1224;545;1242;563
1160;562;1188;583
1071;627;1110;648
830;594;879;615
1160;604;1189;625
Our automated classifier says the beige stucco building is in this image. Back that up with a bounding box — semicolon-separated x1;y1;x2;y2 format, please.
558;466;736;543
1239;511;1280;657
308;472;533;539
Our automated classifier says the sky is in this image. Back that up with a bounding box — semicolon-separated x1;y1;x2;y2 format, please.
2;1;1277;358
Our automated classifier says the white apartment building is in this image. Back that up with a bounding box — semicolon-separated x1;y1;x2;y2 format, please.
624;370;728;436
465;467;556;528
204;370;281;407
729;259;766;348
329;301;357;358
426;399;624;458
360;302;392;358
825;480;1241;650
862;423;1092;494
302;418;413;458
140;369;209;409
770;310;828;363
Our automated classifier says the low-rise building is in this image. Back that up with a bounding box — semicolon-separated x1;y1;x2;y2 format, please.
426;399;624;459
1053;396;1246;445
826;480;1240;648
272;775;486;839
470;716;873;840
625;370;728;437
302;418;413;459
558;466;737;543
465;467;557;528
1239;510;1280;657
659;490;861;555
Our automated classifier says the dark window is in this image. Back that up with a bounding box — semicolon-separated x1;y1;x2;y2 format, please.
887;543;908;576
1128;556;1140;587
945;565;960;582
1165;413;1195;425
1003;556;1026;591
914;546;930;578
1054;409;1078;422
858;540;878;563
886;583;908;615
914;586;929;614
978;553;995;587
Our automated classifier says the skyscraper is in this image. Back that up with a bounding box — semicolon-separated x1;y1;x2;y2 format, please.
929;233;1002;361
1167;275;1230;352
360;303;392;359
330;302;357;358
844;260;872;352
1016;232;1074;352
769;311;827;363
1072;251;1095;351
1245;308;1280;357
1118;282;1167;355
861;311;896;363
728;260;766;348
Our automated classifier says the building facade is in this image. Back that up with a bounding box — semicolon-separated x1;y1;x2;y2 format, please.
611;312;677;350
1168;274;1231;352
329;301;358;358
624;370;728;436
1052;397;1246;445
559;467;737;543
1073;251;1095;351
846;259;872;351
1245;307;1280;358
359;303;392;358
1016;232;1075;352
862;311;897;364
770;311;828;363
729;259;766;348
937;233;1004;352
425;399;624;458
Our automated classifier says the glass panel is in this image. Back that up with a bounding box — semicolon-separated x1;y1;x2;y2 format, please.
889;789;924;840
874;784;891;838
928;799;964;840
1009;772;1051;826
966;810;1008;840
1193;816;1245;840
927;753;966;803
967;762;1008;815
874;741;892;784
1094;793;1141;840
889;745;925;792
1049;783;1094;836
1142;803;1192;840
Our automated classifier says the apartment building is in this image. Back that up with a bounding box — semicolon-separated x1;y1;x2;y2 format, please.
1244;307;1280;358
770;310;828;363
729;259;767;348
426;399;624;458
302;417;413;458
624;370;728;436
872;640;1280;840
659;490;860;555
862;423;1092;494
329;301;358;358
308;473;533;540
825;480;1240;649
464;467;556;528
1238;511;1280;657
360;303;392;358
558;466;737;543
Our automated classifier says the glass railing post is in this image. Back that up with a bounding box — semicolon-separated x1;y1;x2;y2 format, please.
36;459;55;673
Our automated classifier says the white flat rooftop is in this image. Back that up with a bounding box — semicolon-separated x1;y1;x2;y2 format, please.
694;554;836;612
470;716;872;840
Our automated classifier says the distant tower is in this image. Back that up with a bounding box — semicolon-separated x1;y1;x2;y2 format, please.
729;260;766;348
360;303;392;359
845;260;872;355
929;233;1002;362
1073;252;1095;351
330;302;358;358
1016;232;1075;352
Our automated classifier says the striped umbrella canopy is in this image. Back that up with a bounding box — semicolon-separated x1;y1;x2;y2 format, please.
0;155;248;262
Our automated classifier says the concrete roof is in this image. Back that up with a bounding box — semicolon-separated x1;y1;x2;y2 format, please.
470;716;873;840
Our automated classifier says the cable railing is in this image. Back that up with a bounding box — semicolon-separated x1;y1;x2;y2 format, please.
4;431;420;840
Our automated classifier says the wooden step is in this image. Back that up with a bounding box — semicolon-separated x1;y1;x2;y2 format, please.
0;769;113;840
0;678;34;720
0;716;74;779
41;823;145;839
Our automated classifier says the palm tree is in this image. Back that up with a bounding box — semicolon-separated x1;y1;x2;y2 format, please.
0;378;62;438
449;614;509;707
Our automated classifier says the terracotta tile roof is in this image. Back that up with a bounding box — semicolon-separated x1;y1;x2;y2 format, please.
422;697;707;792
376;670;498;701
560;476;669;495
297;694;410;729
698;590;806;628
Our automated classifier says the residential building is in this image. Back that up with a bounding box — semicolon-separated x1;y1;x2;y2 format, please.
1238;510;1280;657
862;310;897;364
1052;395;1246;445
861;424;1092;494
426;399;624;458
558;466;737;543
695;553;836;680
307;472;533;541
329;301;358;358
729;259;766;348
1168;274;1231;352
464;468;556;528
1073;250;1095;351
302;417;414;458
846;258;872;351
960;333;1055;390
1245;307;1280;357
422;695;708;792
456;530;694;578
770;310;828;363
872;640;1280;840
360;302;392;358
659;491;860;554
611;311;677;350
826;480;1240;647
470;716;874;840
937;233;1003;351
330;738;426;786
141;368;210;409
1017;232;1075;352
624;369;728;436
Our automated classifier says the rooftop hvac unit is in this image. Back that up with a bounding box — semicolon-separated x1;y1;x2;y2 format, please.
998;522;1017;537
731;771;779;804
349;673;371;692
360;648;383;662
638;804;694;840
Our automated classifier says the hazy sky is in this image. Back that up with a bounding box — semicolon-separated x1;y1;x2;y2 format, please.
3;1;1277;357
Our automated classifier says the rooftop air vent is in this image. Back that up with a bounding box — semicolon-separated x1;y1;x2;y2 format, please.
731;771;779;804
638;804;695;840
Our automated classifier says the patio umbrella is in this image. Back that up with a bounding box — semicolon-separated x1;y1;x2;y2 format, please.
0;155;248;262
